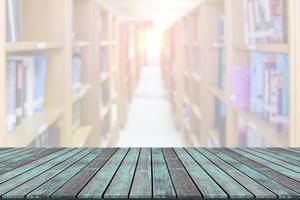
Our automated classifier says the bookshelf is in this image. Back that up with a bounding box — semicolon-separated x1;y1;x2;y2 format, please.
162;0;299;147
0;0;142;147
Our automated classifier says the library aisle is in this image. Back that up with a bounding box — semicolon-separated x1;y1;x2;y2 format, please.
117;65;183;147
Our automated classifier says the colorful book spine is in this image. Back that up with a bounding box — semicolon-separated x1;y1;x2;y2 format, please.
34;56;47;112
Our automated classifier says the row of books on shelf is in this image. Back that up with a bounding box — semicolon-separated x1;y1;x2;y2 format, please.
27;126;60;147
243;0;287;45
231;52;289;133
238;118;268;147
6;56;47;132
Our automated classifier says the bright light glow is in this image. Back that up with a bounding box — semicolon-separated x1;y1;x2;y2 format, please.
145;28;162;58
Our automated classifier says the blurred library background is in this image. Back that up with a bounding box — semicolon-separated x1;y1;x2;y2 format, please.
0;0;299;148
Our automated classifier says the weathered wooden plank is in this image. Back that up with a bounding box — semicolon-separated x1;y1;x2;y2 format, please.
187;148;253;198
51;148;117;198
174;148;227;198
234;148;300;181
0;148;71;184
152;148;176;198
208;148;300;198
2;148;95;198
0;148;84;197
0;148;26;159
242;148;300;173
26;148;106;198
129;148;152;198
221;148;300;193
162;148;201;198
0;148;16;156
287;148;300;154
266;148;300;162
251;148;300;167
0;148;40;167
0;148;61;175
198;148;276;198
104;148;140;198
0;148;12;152
78;148;129;199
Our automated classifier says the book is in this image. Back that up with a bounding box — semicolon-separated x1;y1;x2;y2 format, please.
27;126;60;147
23;57;36;117
6;0;21;42
218;49;225;89
231;66;251;109
34;56;47;112
72;55;82;92
6;59;17;132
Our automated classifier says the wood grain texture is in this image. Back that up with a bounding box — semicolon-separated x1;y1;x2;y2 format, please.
78;148;129;198
208;148;300;198
0;148;299;199
152;148;176;198
162;148;201;198
129;148;152;198
27;148;105;198
52;148;117;198
104;148;140;198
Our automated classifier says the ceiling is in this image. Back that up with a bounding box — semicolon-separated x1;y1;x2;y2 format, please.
100;0;202;29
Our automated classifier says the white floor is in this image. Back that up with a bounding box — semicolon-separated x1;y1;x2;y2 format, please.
117;65;184;147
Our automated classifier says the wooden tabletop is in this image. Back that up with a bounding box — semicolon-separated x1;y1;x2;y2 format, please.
0;148;299;199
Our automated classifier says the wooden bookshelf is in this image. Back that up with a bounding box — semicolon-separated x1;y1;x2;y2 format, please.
0;0;136;147
162;0;298;147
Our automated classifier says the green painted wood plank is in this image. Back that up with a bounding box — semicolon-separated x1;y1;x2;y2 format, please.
78;148;129;199
252;148;300;167
198;148;276;198
152;148;176;198
0;148;84;196
0;148;26;159
187;148;253;198
2;148;95;198
221;148;300;193
104;148;140;198
208;148;300;198
0;148;40;167
27;148;106;198
266;148;300;162
0;148;61;176
51;148;117;198
129;148;152;198
0;148;71;184
242;148;300;173
287;148;300;154
0;148;16;156
162;148;201;198
174;148;227;198
234;148;300;182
